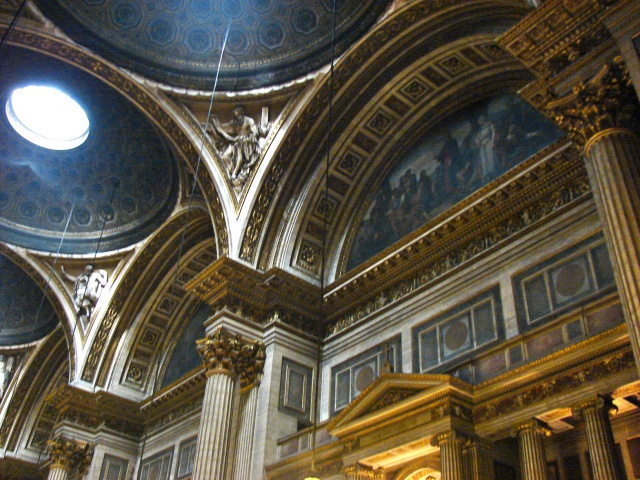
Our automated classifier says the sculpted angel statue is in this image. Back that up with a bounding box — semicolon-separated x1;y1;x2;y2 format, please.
208;106;270;190
0;355;15;400
61;264;107;326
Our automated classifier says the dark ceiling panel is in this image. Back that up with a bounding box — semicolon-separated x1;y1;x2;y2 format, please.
35;0;392;90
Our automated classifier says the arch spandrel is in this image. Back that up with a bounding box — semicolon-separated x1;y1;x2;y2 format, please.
246;0;534;282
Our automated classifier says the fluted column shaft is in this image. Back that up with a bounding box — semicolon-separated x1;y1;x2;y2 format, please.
545;58;640;373
192;370;236;479
231;382;260;480
573;398;622;480
47;465;69;480
584;129;640;372
512;421;550;480
192;328;265;480
464;439;495;480
432;432;466;480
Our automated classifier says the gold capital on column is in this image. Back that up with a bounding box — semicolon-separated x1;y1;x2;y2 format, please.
237;340;266;388
46;436;94;474
511;420;551;480
545;57;640;147
431;431;467;480
196;327;244;377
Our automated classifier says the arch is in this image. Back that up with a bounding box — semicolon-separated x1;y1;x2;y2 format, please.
80;207;214;388
247;0;531;279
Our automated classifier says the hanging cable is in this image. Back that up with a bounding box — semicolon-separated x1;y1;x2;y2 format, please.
136;22;231;480
0;0;27;60
308;2;338;478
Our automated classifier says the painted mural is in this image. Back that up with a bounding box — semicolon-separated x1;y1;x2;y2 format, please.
347;94;564;270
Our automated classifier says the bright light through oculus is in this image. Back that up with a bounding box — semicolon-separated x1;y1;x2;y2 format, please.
6;85;90;150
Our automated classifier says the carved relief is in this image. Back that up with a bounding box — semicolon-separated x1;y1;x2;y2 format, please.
207;106;271;193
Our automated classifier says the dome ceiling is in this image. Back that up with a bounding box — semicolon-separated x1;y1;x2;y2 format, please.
0;254;57;346
0;46;178;254
35;0;391;90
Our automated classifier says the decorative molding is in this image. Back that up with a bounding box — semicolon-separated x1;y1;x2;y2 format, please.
326;144;590;335
242;0;531;266
185;257;323;334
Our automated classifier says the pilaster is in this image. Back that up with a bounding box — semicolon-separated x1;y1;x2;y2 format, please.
464;438;495;480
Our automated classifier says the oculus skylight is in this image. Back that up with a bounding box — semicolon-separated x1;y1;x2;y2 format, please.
6;85;90;150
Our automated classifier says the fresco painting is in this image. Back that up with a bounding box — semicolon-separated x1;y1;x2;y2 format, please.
347;94;564;270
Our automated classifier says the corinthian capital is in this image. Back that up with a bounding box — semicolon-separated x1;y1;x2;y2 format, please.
197;328;243;375
510;419;551;439
46;436;94;473
546;57;640;146
197;328;265;384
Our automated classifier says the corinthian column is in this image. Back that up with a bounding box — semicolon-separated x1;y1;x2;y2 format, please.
572;397;622;480
511;420;550;480
431;432;466;480
46;436;94;480
231;343;266;480
547;57;640;374
192;328;265;480
464;438;495;480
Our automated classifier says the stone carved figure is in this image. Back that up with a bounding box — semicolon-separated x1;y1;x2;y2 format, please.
61;264;107;327
208;106;270;192
0;355;15;400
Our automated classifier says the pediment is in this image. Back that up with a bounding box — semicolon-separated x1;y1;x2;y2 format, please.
327;373;471;436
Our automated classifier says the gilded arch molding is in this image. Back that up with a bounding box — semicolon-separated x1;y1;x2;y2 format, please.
243;0;531;272
82;209;214;386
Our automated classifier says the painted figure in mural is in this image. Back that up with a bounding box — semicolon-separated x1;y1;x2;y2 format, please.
208;106;270;190
61;264;108;326
0;355;15;400
475;114;497;182
347;94;564;271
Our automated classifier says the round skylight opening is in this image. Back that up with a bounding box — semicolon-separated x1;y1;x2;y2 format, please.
6;85;90;150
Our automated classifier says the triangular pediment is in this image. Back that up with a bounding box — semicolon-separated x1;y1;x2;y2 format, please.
327;373;472;437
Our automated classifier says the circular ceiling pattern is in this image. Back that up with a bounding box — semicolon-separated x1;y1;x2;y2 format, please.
35;0;391;90
0;46;178;254
0;254;57;346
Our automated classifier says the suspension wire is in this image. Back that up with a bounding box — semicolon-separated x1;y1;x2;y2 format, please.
310;0;338;475
136;22;231;480
68;180;119;345
27;203;76;339
0;0;27;60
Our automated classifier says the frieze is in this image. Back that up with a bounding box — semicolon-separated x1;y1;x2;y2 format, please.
327;146;590;335
473;344;635;424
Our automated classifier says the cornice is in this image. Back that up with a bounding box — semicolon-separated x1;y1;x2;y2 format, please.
47;384;144;438
325;142;589;335
185;256;322;333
